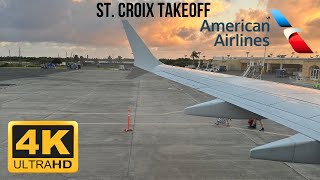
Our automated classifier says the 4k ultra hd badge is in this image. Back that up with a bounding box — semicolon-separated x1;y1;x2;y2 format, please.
8;121;78;173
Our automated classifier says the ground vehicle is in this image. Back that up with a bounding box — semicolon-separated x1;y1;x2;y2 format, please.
218;66;227;72
41;63;56;69
204;68;215;72
67;62;79;70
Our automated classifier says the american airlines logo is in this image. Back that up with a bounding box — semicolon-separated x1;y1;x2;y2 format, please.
270;9;313;53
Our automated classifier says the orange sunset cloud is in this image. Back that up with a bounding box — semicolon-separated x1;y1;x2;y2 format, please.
0;0;318;58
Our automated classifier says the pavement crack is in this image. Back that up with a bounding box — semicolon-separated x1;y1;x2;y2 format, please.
126;80;141;179
283;163;310;180
168;81;200;103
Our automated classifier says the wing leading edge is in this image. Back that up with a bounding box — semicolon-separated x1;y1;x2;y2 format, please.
122;20;320;164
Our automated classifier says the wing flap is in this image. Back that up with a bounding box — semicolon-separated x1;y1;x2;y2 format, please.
270;100;320;119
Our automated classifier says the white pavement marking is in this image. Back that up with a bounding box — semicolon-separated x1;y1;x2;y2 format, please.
78;122;292;136
78;122;210;125
230;127;291;137
5;112;128;115
4;110;184;116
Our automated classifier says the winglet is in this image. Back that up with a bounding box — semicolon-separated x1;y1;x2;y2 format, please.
122;20;162;72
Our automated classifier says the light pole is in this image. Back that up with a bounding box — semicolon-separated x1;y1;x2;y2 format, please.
4;47;11;62
246;51;250;58
260;16;271;78
197;51;201;68
5;47;11;58
19;47;21;65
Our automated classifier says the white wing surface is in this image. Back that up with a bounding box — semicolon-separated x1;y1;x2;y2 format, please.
122;20;320;164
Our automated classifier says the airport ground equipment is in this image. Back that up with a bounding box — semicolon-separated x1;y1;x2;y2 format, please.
242;60;263;79
275;69;288;78
215;118;231;126
242;65;255;77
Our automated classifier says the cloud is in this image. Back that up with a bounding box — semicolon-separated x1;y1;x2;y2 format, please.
0;0;70;30
0;0;118;45
267;0;320;53
306;17;320;37
0;0;317;58
232;7;286;50
0;0;228;46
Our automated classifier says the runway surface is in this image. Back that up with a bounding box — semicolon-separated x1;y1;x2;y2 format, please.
0;68;319;179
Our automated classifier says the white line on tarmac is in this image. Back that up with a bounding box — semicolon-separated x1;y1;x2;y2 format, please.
78;123;292;137
230;127;291;137
144;110;184;115
78;122;210;125
4;111;184;116
11;112;128;115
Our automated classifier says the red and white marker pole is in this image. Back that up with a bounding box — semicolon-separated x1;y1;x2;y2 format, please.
124;109;133;132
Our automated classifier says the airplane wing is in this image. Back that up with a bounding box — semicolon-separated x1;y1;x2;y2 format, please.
122;20;320;164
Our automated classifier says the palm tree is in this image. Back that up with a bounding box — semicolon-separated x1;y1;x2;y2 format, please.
246;52;250;58
197;52;202;67
190;51;199;66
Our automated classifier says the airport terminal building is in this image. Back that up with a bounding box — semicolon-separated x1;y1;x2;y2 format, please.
211;57;320;81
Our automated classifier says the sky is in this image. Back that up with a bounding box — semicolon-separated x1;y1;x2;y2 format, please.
0;0;319;59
